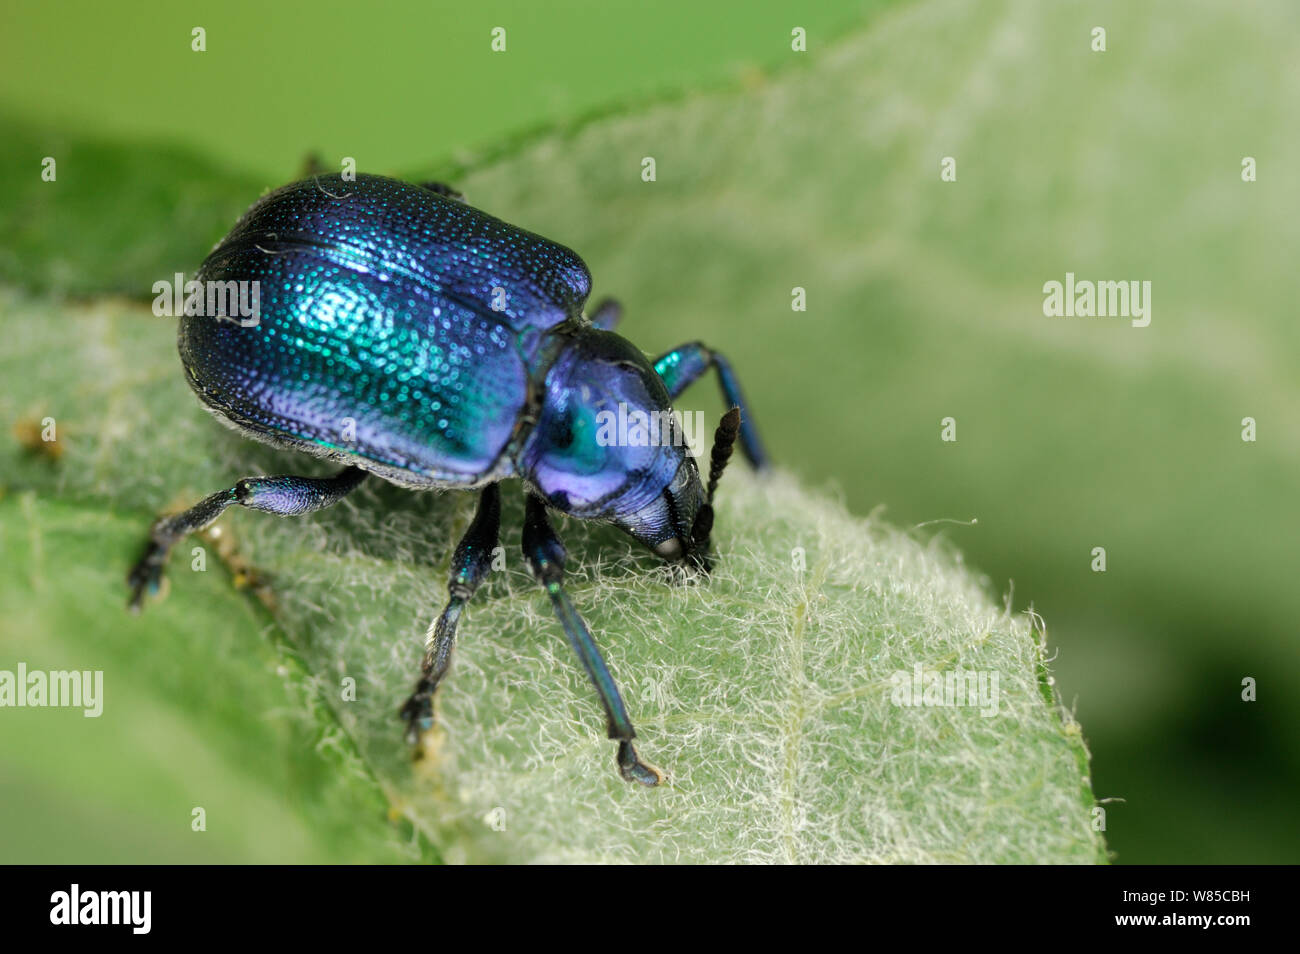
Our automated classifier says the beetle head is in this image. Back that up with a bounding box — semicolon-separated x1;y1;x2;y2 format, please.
520;328;721;569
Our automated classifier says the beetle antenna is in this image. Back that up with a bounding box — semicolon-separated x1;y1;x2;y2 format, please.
706;406;742;505
687;407;740;573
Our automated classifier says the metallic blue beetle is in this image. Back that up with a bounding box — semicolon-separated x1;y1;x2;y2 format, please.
128;173;767;785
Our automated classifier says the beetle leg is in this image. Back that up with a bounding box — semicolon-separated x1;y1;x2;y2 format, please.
400;483;501;747
521;493;663;786
588;297;623;331
126;468;367;612
652;342;770;470
419;181;465;202
299;153;326;178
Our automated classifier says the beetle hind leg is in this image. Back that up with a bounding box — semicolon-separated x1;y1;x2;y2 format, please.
419;181;465;202
400;483;501;753
127;468;367;612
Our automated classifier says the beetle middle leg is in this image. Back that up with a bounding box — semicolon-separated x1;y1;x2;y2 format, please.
521;493;663;786
588;297;622;331
653;341;770;470
127;467;368;611
399;483;501;747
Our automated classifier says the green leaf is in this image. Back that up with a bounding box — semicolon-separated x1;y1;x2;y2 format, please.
0;491;428;863
0;117;261;297
0;288;1102;862
0;0;1153;861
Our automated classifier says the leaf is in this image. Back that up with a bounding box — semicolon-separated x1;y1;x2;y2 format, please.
0;288;1103;862
0;0;1165;861
0;491;428;863
0;116;261;297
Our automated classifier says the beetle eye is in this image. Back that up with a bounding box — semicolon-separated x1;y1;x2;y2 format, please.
653;538;683;561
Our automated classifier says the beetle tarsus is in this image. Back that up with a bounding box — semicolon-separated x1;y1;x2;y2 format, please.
399;682;435;746
126;541;169;613
617;741;664;787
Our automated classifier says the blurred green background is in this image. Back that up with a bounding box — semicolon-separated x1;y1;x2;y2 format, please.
1;0;1296;863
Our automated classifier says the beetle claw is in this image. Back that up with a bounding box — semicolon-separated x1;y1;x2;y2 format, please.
617;741;664;787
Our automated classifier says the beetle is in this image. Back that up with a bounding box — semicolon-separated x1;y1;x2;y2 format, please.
127;173;768;785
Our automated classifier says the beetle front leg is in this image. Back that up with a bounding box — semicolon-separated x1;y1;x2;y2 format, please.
653;342;770;470
127;468;368;611
521;494;662;786
400;483;500;749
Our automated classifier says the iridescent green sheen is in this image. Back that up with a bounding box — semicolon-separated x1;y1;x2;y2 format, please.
180;173;589;488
